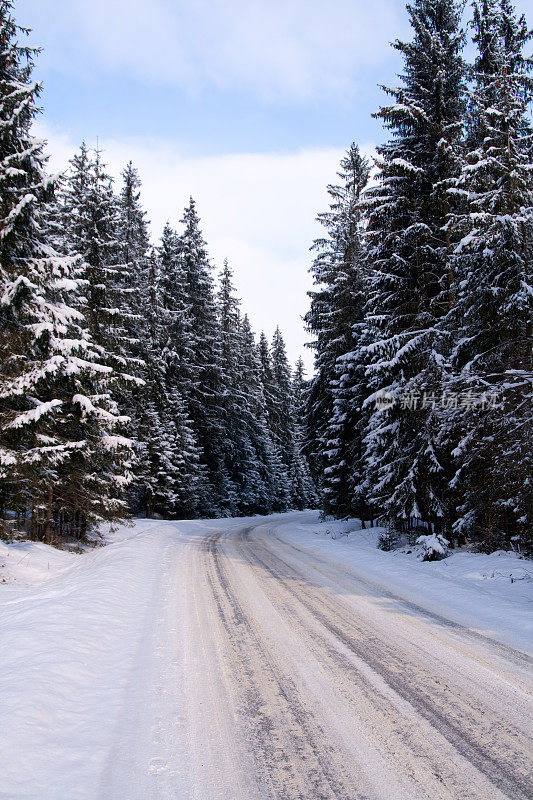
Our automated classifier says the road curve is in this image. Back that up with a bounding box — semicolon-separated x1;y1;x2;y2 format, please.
180;516;533;800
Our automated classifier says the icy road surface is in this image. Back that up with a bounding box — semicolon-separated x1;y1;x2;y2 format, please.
1;512;532;800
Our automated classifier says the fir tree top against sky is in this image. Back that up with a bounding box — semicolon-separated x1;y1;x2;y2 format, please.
13;0;533;367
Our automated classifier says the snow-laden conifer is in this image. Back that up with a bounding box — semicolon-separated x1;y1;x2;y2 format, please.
177;199;231;513
445;0;533;549
0;3;132;539
305;143;371;519
362;0;467;535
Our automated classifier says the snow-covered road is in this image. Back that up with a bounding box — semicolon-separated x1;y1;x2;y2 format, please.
1;512;532;799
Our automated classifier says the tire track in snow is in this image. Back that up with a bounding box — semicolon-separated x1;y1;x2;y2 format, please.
269;527;532;670
234;525;533;800
202;530;373;800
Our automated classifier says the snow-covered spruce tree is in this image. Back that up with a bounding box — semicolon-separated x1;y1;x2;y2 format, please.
362;0;466;537
113;162;190;516
116;161;150;379
118;162;150;270
270;327;296;470
305;143;371;519
157;222;195;403
60;144;140;495
446;0;533;551
289;358;319;510
217;263;282;514
239;315;289;514
258;331;291;510
216;260;247;513
60;146;138;377
114;162;148;504
177;198;231;514
135;249;205;518
0;3;132;540
149;224;207;516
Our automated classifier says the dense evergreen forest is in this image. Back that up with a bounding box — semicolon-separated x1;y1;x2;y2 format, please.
0;0;531;556
305;0;532;554
0;0;317;542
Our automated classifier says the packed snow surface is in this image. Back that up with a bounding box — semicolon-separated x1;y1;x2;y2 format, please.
1;512;531;800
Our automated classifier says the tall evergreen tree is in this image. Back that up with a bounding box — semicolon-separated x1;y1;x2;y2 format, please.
270;327;295;470
258;331;291;510
135;249;205;518
305;143;371;518
290;358;319;510
178;199;230;513
117;162;150;268
157;222;195;403
362;0;466;534
0;3;131;540
116;161;150;372
446;0;533;549
61;146;140;385
240;315;289;513
216;259;247;513
114;162;150;504
217;265;289;514
143;224;206;517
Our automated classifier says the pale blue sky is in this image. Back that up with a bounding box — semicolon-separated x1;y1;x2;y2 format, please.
17;0;533;369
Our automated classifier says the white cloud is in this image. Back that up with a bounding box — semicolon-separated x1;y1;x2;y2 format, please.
36;121;375;371
21;0;407;100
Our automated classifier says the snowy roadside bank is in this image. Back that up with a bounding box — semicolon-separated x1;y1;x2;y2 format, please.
0;521;178;800
0;515;277;800
272;514;533;654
